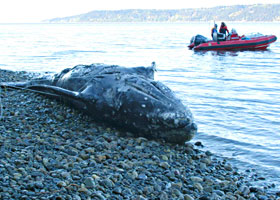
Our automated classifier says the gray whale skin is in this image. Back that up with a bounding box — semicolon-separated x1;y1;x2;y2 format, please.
1;63;197;144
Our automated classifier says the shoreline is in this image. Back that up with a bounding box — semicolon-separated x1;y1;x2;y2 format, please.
0;69;279;199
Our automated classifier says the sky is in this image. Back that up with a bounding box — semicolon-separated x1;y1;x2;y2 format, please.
0;0;280;23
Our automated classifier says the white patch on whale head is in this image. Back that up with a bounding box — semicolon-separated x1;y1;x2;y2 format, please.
160;112;176;120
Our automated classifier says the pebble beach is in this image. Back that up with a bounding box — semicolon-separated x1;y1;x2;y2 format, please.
0;69;279;200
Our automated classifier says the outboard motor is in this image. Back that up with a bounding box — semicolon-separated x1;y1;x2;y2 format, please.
189;35;208;48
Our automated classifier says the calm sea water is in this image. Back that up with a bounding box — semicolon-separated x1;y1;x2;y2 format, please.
0;22;279;188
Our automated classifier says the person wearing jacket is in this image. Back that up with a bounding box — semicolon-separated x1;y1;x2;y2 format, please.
211;24;218;41
219;22;229;40
230;28;240;40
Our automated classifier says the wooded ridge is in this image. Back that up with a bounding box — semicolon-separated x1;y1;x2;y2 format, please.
45;4;280;22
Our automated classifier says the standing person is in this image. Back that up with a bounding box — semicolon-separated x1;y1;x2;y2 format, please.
219;22;229;40
211;24;218;41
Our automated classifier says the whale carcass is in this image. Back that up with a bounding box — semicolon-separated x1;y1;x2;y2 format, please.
0;63;197;144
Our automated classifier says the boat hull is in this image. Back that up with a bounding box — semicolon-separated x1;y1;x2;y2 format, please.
191;35;277;51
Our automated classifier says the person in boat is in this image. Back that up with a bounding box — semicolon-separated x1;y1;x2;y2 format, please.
219;22;229;41
229;28;240;40
211;24;218;41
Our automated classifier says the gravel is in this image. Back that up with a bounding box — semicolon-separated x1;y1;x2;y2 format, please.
0;69;279;200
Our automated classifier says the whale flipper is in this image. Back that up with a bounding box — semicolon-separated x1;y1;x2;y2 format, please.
26;85;80;99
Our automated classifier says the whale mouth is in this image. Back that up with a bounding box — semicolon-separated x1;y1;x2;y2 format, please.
150;111;197;144
161;122;197;144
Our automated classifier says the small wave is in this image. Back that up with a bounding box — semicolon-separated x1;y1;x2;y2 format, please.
52;50;106;56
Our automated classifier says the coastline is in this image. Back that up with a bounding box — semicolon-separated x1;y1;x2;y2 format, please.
0;69;279;200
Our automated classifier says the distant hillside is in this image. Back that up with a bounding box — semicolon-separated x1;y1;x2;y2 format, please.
46;4;280;23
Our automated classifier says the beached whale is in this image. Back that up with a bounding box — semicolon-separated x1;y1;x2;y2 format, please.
0;63;197;144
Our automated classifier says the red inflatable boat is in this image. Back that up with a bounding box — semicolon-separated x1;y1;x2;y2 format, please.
188;34;277;51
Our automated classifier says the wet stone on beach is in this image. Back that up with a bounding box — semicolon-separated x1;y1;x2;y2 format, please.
0;69;278;200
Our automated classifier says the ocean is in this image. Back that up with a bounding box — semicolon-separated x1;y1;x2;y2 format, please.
0;22;279;189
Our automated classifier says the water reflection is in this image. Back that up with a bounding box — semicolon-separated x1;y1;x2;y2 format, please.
211;51;239;56
192;49;271;57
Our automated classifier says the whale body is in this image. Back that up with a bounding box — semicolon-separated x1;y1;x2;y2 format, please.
1;63;197;144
